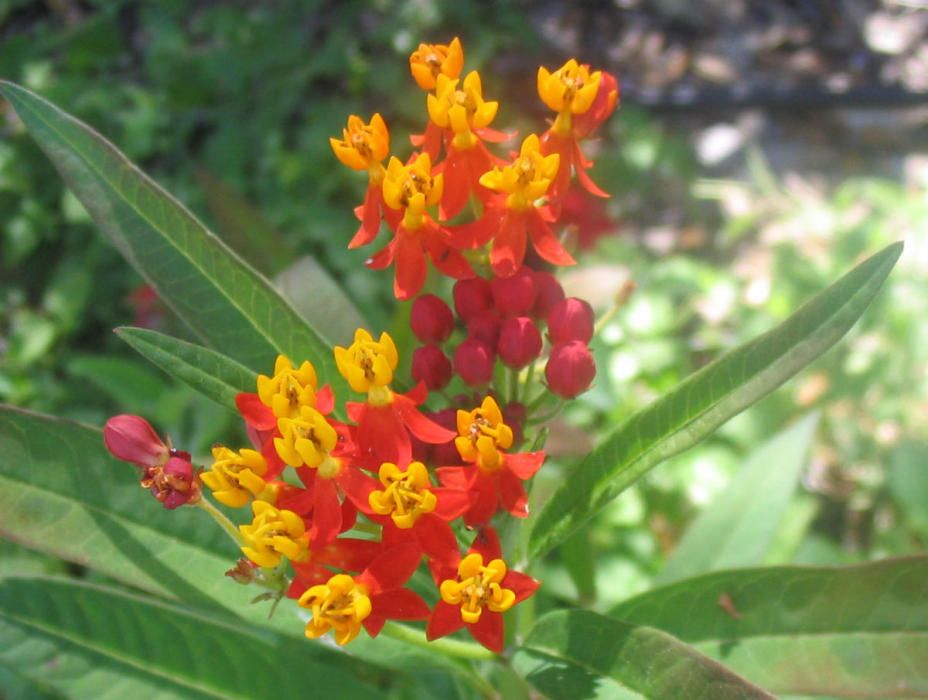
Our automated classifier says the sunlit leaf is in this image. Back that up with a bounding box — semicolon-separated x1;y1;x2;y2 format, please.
610;557;928;697
528;242;902;561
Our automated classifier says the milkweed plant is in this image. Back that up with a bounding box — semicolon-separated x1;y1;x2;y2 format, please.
0;38;918;700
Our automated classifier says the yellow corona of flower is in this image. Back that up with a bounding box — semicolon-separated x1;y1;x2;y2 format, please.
299;573;372;645
239;500;308;569
409;37;464;91
369;461;437;529
329;113;390;182
427;72;498;150
440;553;516;624
479;134;560;211
455;396;514;471
537;59;602;136
381;153;443;231
200;446;270;508
257;355;318;420
274;405;340;476
334;328;399;404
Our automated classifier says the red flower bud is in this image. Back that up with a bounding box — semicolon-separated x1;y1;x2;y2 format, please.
547;297;594;344
412;344;453;390
545;340;596;399
491;267;536;318
466;311;502;347
411;294;455;343
497;317;542;368
103;414;169;468
453;277;493;323
453;338;495;386
142;455;200;509
532;270;566;319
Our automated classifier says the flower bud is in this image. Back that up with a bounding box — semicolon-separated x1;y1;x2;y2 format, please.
497;317;542;368
410;294;455;343
545;340;596;399
453;338;495;386
453;277;493;322
103;414;169;468
412;344;452;390
532;270;565;319
491;267;536;318
466;311;501;347
547;297;594;344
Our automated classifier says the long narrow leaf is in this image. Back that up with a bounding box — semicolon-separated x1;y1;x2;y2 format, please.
513;609;774;699
610;557;928;697
528;242;902;561
0;80;348;398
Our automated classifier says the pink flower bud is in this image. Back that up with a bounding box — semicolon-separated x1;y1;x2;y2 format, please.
410;294;455;343
547;297;594;344
453;338;495;386
103;414;169;468
497;317;542;369
412;344;452;390
545;341;596;399
453;277;493;323
466;311;502;347
491;267;536;318
532;270;566;319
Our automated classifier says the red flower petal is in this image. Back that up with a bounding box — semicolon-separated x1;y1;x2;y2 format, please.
572;140;609;198
505;451;545;480
468;608;504;653
349;184;383;249
426;600;466;641
435;465;475;490
499;469;529;518
431;487;473;521
413;514;460;566
262;434;286;480
315;537;382;573
394;232;427;300
309;476;342;547
314;385;335;415
502;570;540;604
372;588;430;622
470;526;502;562
358;541;422;594
396;397;456;444
235;393;276;431
465;473;500;526
337;465;378;514
366;237;397;270
528;209;575;267
287;561;333;599
490;210;528;278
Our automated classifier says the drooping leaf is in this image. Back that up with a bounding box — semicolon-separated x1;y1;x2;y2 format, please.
655;412;819;585
0;575;386;699
610;557;928;697
528;242;902;561
512;609;774;700
115;327;257;410
0;81;347;398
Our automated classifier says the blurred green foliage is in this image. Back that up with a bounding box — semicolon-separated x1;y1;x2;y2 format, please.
2;0;926;613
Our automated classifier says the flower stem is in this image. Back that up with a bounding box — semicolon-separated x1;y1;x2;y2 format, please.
380;622;496;661
197;496;244;547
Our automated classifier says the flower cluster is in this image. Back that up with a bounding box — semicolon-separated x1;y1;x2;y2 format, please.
103;38;618;655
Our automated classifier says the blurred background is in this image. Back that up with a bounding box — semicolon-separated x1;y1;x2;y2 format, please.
1;0;927;605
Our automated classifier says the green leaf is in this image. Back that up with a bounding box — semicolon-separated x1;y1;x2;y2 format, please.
609;557;928;697
115;327;257;410
512;609;774;700
0;575;386;699
66;354;168;413
655;412;819;585
528;242;902;561
888;440;928;540
0;80;347;397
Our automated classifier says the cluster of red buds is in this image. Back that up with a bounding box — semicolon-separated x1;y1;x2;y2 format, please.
103;38;619;655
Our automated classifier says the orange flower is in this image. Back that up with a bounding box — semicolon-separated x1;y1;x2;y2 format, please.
409;37;464;91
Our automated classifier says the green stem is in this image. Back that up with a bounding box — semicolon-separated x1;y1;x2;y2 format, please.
508;366;520;404
380;622;496;661
196;496;244;547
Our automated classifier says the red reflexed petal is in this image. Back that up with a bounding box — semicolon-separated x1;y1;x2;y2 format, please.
315;385;335;415
469;608;504;653
431;488;473;521
413;514;460;566
528;210;576;267
499;469;529;519
362;615;387;638
440;149;472;221
348;184;383;249
465;473;499;526
426;238;475;281
309;477;342;547
469;525;502;561
381;519;416;548
427;600;467;641
450;206;502;249
262;434;286;480
428;558;457;585
315;537;382;573
346;401;366;423
357;404;411;469
435;466;475;490
394;233;427;300
366;237;397;270
572;141;609;198
474;126;514;145
359;541;422;594
410;121;444;160
396;399;456;444
502;570;540;603
337;465;378;514
504;451;545;480
275;483;314;515
372;588;430;622
287;561;332;599
490;210;528;278
404;381;428;405
235;393;276;431
339;498;358;534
